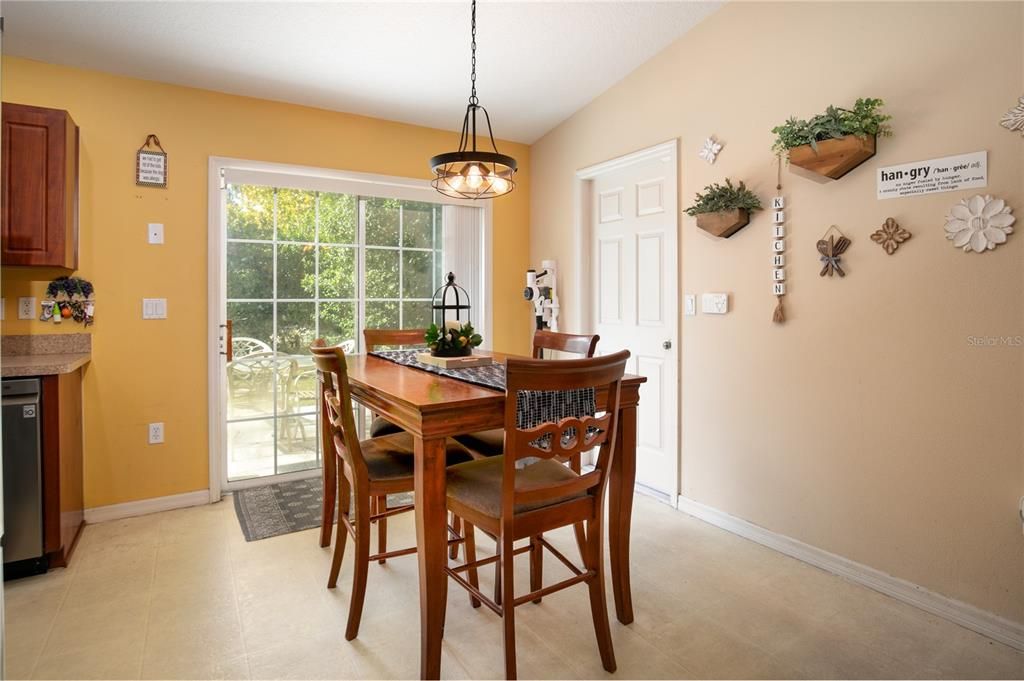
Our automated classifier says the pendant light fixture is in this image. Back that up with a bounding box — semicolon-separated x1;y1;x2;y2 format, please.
430;0;517;200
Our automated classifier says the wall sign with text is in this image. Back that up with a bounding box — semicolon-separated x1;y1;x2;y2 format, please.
136;134;168;188
876;150;986;200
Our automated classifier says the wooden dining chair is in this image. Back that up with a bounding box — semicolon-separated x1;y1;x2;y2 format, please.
309;340;474;640
362;328;428;438
453;330;600;457
443;350;629;679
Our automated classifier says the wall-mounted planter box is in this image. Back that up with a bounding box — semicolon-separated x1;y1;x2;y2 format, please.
788;134;876;180
695;208;750;238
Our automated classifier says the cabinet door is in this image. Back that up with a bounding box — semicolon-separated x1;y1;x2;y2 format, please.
1;103;79;268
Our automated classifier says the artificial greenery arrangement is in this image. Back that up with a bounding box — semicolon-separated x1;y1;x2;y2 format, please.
684;179;762;216
425;320;483;357
771;98;892;156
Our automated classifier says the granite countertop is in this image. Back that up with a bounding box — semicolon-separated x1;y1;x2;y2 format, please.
1;333;91;378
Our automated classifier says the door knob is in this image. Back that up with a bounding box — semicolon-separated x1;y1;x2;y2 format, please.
663;340;672;350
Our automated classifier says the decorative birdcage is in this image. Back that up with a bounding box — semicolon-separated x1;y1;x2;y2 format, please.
426;273;482;357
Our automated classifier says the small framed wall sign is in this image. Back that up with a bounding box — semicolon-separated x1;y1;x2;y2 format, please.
136;134;168;188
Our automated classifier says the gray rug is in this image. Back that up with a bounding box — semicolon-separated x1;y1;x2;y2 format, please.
232;477;412;542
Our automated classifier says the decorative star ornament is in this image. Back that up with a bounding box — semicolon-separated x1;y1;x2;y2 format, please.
1000;95;1024;136
698;137;723;164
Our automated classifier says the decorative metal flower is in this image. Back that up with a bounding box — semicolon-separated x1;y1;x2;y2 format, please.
944;195;1015;253
698;137;723;164
870;217;912;255
1000;95;1024;136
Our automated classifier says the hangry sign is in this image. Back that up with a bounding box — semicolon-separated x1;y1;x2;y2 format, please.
876;151;986;200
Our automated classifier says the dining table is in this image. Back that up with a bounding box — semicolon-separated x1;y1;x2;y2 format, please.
343;350;646;679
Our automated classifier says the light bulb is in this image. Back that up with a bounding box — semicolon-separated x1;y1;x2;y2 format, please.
465;164;484;189
446;173;464;191
490;175;509;194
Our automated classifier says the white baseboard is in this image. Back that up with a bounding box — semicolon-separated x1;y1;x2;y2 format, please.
675;495;1024;652
83;489;211;524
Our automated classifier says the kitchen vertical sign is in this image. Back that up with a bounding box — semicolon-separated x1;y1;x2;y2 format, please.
876;150;986;200
136;134;168;188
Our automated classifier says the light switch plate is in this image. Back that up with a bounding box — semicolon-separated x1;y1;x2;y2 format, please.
148;223;164;244
148;422;165;445
142;298;168;319
18;297;37;320
684;294;696;317
701;292;729;315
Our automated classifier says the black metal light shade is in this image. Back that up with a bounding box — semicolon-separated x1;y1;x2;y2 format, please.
430;0;517;200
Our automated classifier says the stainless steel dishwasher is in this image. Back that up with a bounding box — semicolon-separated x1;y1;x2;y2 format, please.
2;378;47;577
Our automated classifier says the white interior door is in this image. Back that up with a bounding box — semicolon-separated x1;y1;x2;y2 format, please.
586;143;678;498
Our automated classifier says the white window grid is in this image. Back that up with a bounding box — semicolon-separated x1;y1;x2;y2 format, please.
225;187;443;477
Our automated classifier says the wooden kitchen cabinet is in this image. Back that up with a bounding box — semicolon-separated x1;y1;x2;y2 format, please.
1;102;79;268
41;369;85;567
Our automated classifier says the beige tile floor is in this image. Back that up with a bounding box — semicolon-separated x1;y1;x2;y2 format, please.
4;494;1022;680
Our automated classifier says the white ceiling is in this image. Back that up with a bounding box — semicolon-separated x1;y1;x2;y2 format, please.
3;1;720;143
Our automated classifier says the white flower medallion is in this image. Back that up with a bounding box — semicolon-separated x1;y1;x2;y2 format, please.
944;194;1015;253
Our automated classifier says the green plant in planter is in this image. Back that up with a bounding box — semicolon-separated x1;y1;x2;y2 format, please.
771;98;892;156
684;179;762;217
425;321;483;357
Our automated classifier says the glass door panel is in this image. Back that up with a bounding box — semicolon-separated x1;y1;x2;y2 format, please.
222;184;449;485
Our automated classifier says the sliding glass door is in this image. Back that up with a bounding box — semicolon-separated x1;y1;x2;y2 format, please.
221;184;444;484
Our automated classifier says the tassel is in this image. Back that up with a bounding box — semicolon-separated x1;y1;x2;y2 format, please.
772;296;785;324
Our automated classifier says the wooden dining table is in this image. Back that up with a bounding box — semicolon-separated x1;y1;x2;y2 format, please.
344;350;646;679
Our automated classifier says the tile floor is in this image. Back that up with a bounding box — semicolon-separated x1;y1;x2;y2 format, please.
4;494;1022;680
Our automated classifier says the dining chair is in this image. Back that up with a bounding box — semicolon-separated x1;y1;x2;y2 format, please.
309;340;475;640
443;350;630;679
454;330;601;601
453;330;600;458
362;328;428;438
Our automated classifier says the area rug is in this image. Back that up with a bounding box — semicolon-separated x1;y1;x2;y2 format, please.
232;477;412;541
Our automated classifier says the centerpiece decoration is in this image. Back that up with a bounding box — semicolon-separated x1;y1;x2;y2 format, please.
685;178;762;238
419;273;489;368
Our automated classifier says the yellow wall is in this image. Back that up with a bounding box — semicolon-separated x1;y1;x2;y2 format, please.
530;2;1024;623
1;56;532;508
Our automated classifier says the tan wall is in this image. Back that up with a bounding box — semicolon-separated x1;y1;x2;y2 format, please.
530;2;1024;623
2;57;532;508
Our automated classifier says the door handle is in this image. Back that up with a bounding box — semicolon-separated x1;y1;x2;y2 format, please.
221;320;233;362
663;340;672;350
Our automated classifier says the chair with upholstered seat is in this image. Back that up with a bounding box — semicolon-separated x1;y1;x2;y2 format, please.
310;340;474;640
444;350;629;679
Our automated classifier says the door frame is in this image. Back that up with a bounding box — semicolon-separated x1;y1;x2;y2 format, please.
572;139;681;500
206;156;493;501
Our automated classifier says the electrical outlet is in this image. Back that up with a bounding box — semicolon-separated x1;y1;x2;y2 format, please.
148;422;165;445
142;298;167;319
148;223;164;244
18;297;37;320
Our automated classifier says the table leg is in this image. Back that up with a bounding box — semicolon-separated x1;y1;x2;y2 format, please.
608;404;636;624
415;436;449;680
